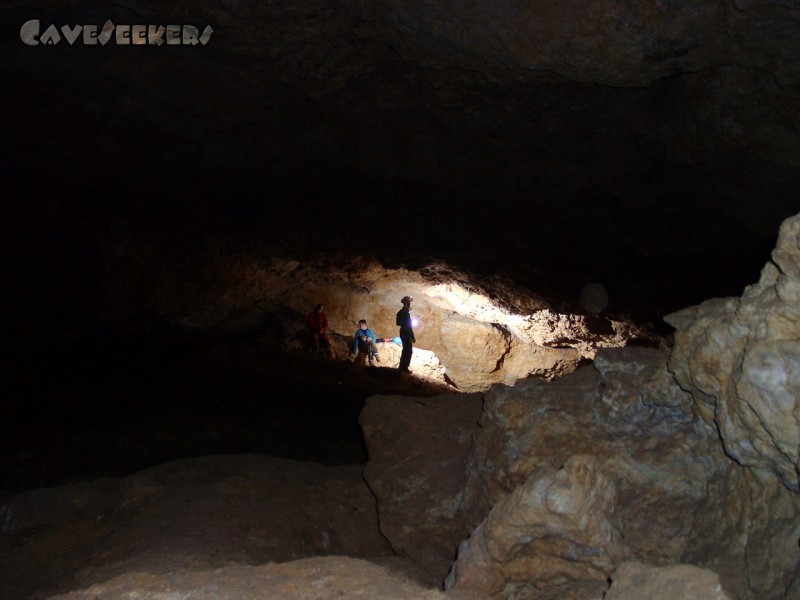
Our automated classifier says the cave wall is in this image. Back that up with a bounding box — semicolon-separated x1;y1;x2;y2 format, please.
169;256;658;391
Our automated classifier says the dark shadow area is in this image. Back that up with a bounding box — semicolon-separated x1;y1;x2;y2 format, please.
0;323;453;496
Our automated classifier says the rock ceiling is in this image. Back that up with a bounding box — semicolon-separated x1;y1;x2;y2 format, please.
3;1;800;316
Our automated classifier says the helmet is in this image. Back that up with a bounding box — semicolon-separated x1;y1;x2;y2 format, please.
401;295;413;304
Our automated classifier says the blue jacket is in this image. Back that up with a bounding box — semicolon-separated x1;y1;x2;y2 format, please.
352;327;377;354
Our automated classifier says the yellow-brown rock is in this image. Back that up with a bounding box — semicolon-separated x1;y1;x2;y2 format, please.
606;562;731;600
363;346;800;599
667;212;800;491
445;456;622;599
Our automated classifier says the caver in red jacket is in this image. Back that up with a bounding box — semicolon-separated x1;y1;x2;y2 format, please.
307;303;330;353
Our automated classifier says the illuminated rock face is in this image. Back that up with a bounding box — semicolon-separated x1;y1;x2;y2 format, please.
605;562;731;600
191;257;659;391
46;558;448;600
666;212;800;492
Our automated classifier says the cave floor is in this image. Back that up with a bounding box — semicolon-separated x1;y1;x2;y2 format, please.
1;329;456;498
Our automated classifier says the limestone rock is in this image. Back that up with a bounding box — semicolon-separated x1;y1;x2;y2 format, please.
46;556;449;600
453;346;799;599
459;347;719;564
218;257;660;391
666;212;800;491
363;349;720;588
437;314;509;391
360;392;484;581
605;562;730;600
362;345;799;599
0;456;392;600
682;465;800;599
445;456;622;600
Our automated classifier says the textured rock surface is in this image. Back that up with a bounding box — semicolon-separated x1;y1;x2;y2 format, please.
682;465;800;599
458;348;721;561
666;212;800;491
605;562;731;600
444;348;743;598
360;393;484;581
363;346;800;599
0;456;392;600
46;557;450;600
445;456;622;600
212;258;659;391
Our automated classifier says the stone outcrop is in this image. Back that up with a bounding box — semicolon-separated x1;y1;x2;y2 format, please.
360;392;484;581
0;456;392;600
445;456;622;600
666;212;800;492
362;346;800;599
605;562;731;600
448;348;773;599
46;557;449;600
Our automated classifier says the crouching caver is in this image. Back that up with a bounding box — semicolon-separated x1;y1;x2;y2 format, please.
349;320;381;366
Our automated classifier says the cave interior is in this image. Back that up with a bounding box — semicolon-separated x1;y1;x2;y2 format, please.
1;2;799;596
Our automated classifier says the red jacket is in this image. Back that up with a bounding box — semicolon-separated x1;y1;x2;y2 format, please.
308;310;329;333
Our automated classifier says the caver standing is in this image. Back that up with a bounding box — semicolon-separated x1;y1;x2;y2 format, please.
395;295;415;373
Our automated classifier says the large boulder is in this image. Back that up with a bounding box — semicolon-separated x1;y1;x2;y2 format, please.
445;456;622;600
458;348;723;566
360;392;484;581
46;557;448;600
666;212;800;492
362;346;800;599
0;456;392;600
605;562;731;600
